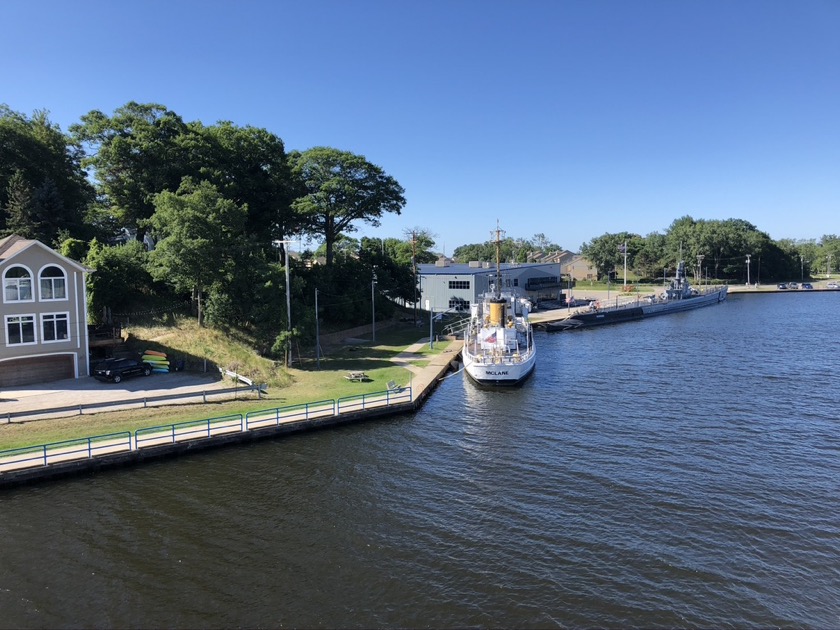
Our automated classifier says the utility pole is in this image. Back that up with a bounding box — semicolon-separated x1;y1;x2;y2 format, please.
274;239;299;367
315;288;320;369
411;231;418;325
371;271;377;342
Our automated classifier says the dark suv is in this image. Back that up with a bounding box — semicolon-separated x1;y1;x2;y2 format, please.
93;358;153;383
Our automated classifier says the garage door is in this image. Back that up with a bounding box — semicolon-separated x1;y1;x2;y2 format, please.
0;355;75;387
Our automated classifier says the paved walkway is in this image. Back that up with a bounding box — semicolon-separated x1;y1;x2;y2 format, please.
398;339;463;395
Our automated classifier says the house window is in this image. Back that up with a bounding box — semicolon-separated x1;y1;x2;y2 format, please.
40;265;67;301
448;280;470;290
3;266;33;302
42;312;70;342
6;314;36;345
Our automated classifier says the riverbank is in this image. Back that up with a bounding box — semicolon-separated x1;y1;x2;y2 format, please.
0;338;463;486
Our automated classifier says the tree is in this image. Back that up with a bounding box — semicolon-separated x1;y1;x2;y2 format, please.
147;179;248;326
580;231;638;280
71;102;194;241
84;239;157;322
289;147;405;266
633;232;667;280
1;106;93;242
3;171;38;238
191;121;298;255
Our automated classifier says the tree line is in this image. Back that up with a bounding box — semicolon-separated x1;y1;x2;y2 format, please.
1;102;422;360
580;217;840;284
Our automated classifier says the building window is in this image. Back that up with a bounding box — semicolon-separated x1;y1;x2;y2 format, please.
513;279;519;287
6;314;36;345
3;266;33;302
448;299;470;312
42;312;70;342
448;280;470;290
40;265;67;301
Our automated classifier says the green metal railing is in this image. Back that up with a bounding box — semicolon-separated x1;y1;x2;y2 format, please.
0;432;132;470
1;386;414;474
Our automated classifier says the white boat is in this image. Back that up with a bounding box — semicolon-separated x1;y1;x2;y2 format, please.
463;227;536;386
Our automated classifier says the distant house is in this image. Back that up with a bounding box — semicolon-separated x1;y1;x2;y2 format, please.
0;235;92;387
563;255;597;282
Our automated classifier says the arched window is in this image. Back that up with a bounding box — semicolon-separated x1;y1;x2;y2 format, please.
39;265;67;301
3;266;33;302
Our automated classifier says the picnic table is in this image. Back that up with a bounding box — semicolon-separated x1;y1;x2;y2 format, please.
345;371;368;382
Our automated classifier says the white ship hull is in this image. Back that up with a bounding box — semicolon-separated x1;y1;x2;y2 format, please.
463;350;536;386
462;293;536;387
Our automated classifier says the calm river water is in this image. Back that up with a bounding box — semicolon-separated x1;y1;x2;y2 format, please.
1;293;839;628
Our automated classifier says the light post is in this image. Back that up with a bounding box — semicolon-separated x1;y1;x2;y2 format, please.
800;255;805;282
371;271;377;343
746;254;751;286
697;254;705;285
827;253;833;278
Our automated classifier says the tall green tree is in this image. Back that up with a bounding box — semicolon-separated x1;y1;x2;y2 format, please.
147;179;248;326
3;171;38;238
0;106;93;242
71;102;194;241
289;147;405;266
191;121;298;255
580;231;638;280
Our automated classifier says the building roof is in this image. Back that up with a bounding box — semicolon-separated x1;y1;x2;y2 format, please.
0;234;92;272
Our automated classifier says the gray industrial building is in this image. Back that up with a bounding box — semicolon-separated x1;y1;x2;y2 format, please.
417;259;563;313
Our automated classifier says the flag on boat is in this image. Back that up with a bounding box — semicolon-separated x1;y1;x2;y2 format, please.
484;332;497;343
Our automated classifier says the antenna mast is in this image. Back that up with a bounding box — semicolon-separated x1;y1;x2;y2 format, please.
492;221;505;298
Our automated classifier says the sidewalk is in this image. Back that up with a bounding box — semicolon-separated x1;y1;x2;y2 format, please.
396;339;462;401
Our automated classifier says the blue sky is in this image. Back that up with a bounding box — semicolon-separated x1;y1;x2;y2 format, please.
3;0;838;253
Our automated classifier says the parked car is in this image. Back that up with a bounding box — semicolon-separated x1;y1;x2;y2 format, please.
788;282;799;289
93;358;153;383
827;282;839;289
777;283;788;289
802;283;814;290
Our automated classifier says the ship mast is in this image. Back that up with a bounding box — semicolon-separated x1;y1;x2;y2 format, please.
492;221;505;299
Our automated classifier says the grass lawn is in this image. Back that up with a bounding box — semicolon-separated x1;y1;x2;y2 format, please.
0;321;456;451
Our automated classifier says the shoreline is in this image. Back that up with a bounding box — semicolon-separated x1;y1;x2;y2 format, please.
0;341;463;488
